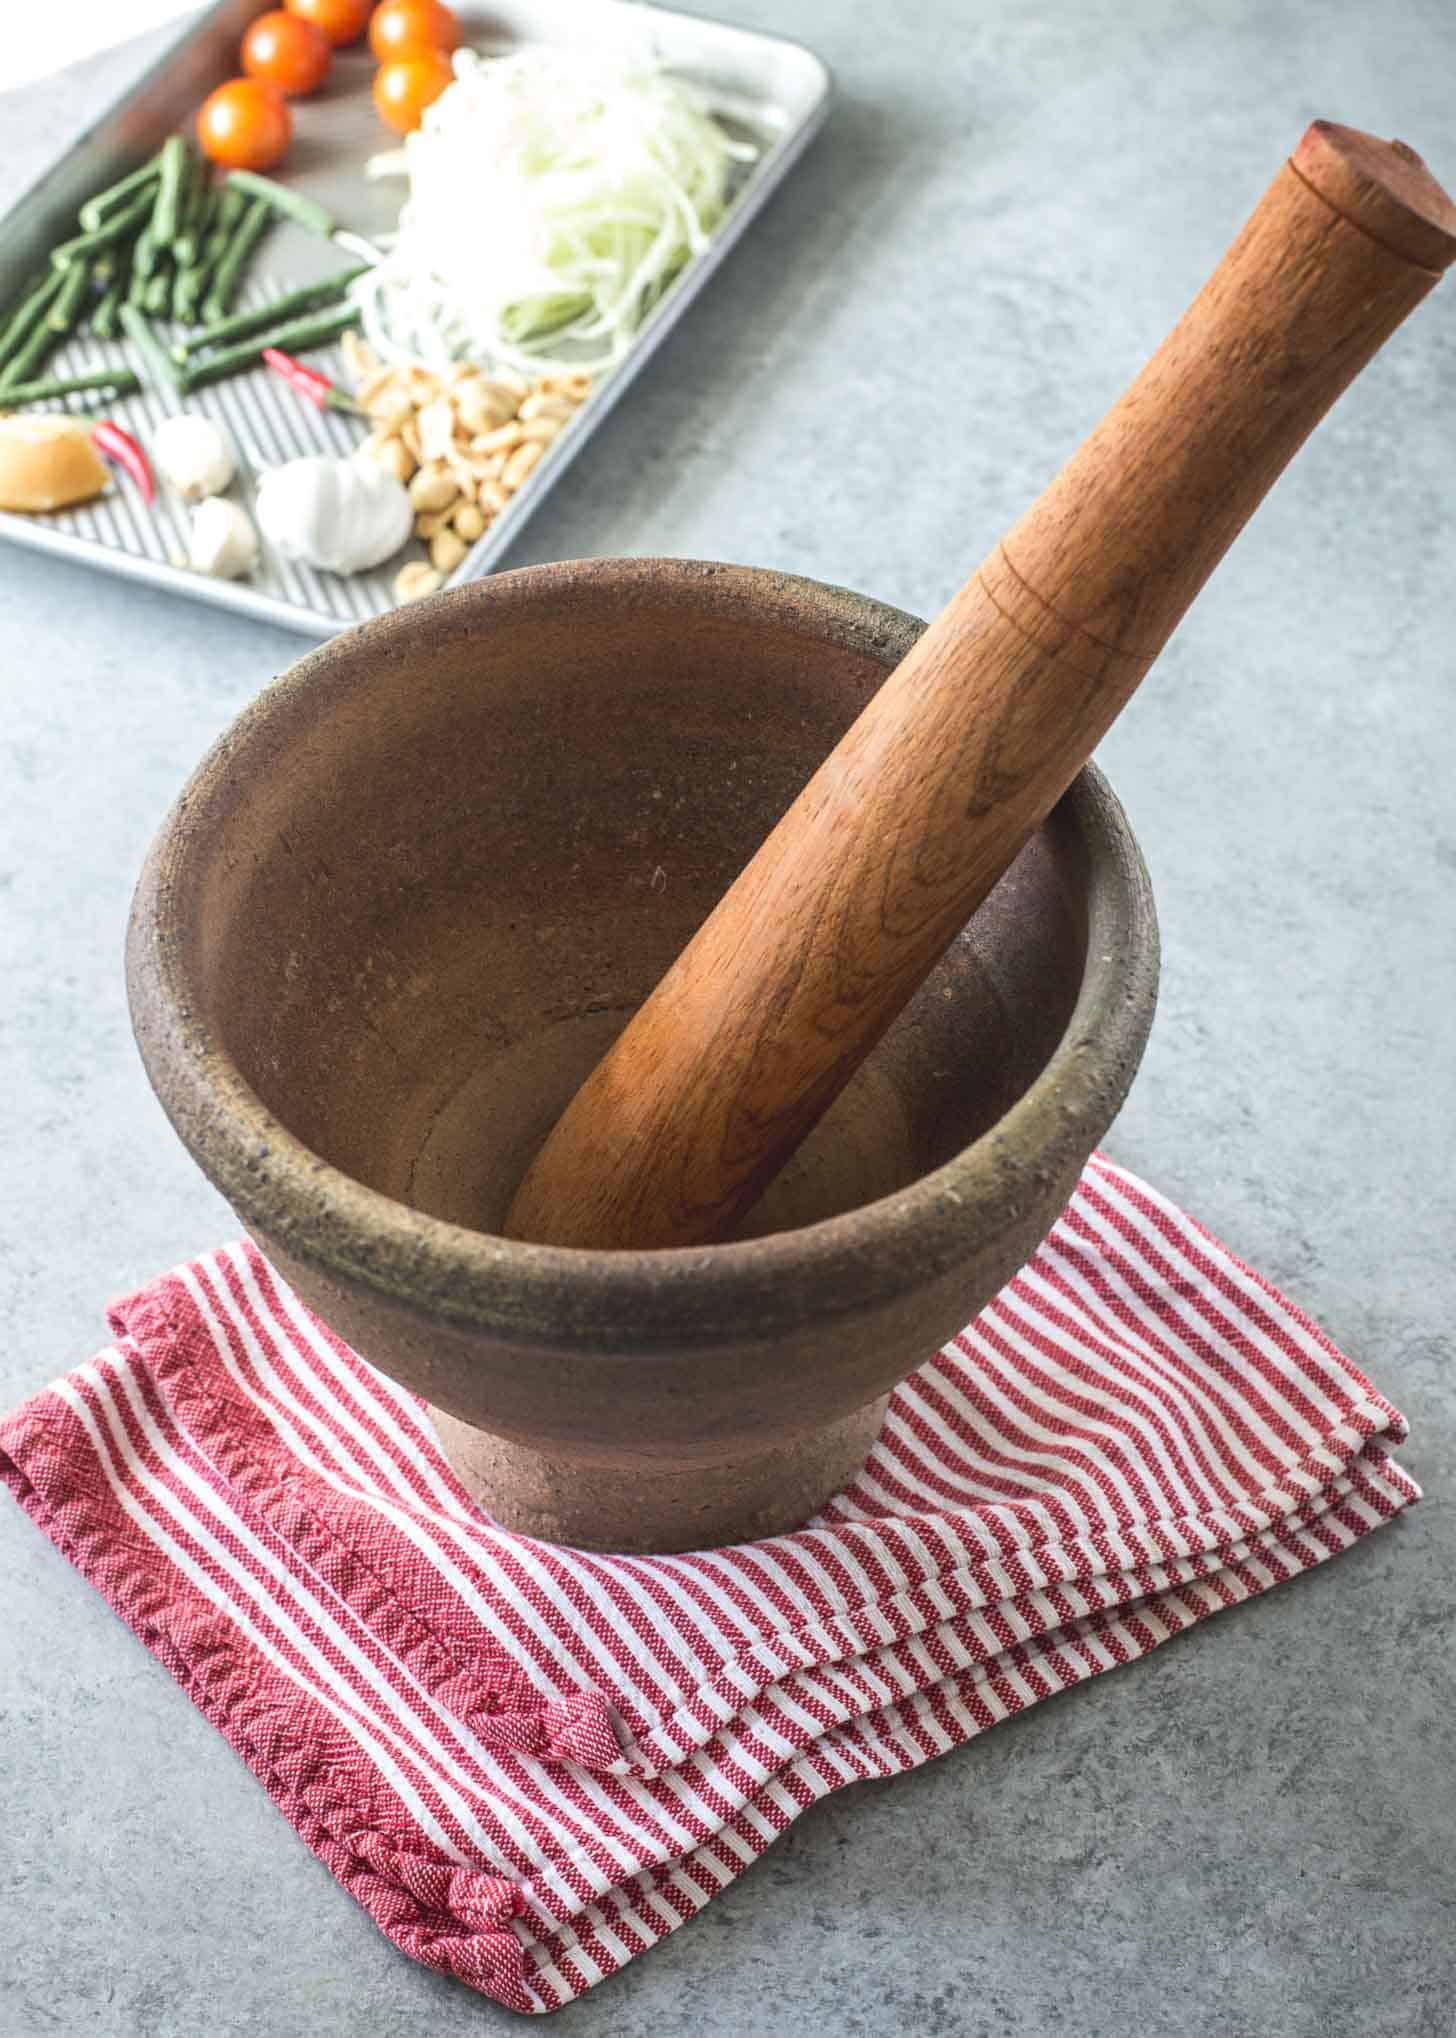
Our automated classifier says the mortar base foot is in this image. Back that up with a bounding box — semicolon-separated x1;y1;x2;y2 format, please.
426;1397;890;1554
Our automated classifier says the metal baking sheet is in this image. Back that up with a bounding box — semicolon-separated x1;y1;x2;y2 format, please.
0;0;829;636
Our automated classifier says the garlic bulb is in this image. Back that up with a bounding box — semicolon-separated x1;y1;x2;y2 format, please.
254;453;412;575
187;496;259;579
153;414;236;501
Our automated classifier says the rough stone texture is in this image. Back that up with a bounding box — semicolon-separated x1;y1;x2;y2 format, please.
2;5;1453;2035
124;559;1154;1551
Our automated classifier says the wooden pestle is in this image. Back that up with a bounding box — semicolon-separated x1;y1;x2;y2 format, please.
509;122;1456;1252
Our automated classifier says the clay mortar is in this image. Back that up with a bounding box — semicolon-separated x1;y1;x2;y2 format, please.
126;560;1159;1552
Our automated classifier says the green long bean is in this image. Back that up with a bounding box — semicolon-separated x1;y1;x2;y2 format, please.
187;197;236;321
175;262;208;325
200;196;274;322
0;315;60;395
0;365;142;405
175;180;216;270
175;264;369;358
133;222;161;283
0;269;65;368
79;155;162;233
203;184;246;263
96;235;139;318
119;302;185;397
48;190;152;269
150;136;189;251
224;170;335;239
180;303;359;391
173;263;199;323
48;257;92;332
90;281;126;341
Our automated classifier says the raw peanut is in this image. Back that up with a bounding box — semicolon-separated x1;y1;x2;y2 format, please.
562;372;593;402
454;381;513;435
472;420;524;454
415;507;454;539
417;397;458;463
501;439;544;490
342;330;378;384
518;392;573;422
444;456;480;502
430;527;468;574
368;390;415;434
399;419;422;463
481;377;527;415
518;416;562;446
394;560;443;603
477;477;510;513
364;435;415;485
408;461;458;512
452;501;486;541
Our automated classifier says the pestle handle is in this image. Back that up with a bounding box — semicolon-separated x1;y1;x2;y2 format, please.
509;122;1456;1251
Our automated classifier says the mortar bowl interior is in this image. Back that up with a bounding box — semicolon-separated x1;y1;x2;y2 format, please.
127;559;1158;1550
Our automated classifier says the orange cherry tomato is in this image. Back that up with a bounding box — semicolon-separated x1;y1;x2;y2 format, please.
282;0;372;48
369;0;460;61
372;49;454;133
242;10;333;95
196;78;293;172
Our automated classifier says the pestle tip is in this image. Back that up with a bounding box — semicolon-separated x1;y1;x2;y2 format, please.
1294;120;1456;272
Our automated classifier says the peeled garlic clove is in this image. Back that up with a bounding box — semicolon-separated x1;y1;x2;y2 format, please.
153;414;237;501
187;496;259;579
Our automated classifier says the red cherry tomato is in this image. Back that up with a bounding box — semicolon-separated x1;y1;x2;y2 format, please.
241;10;333;96
282;0;372;48
196;78;293;172
369;0;460;61
372;49;454;134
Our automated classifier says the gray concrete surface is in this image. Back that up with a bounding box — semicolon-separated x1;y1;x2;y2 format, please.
3;4;1454;2033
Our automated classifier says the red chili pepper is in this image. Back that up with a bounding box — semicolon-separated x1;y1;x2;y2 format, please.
90;420;154;503
263;347;362;416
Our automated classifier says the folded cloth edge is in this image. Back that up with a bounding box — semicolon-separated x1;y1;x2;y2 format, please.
0;1388;538;2009
0;1397;1418;2012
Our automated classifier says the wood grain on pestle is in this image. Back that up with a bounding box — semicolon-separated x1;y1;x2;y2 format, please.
508;122;1456;1251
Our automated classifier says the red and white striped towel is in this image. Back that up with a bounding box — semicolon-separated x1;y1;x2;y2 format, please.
0;1156;1417;2013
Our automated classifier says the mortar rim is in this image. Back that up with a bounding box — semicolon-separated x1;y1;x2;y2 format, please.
126;557;1159;1351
